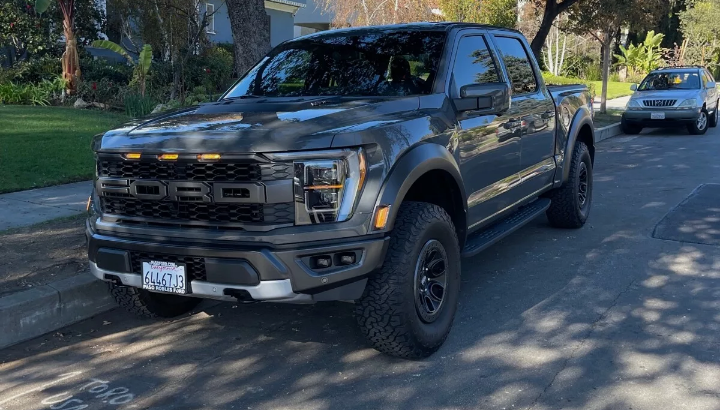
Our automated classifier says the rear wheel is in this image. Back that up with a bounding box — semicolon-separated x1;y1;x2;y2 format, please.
688;109;709;135
546;141;593;229
109;284;202;318
709;103;719;127
355;202;460;359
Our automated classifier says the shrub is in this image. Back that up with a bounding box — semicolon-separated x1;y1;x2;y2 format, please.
0;78;65;106
76;78;126;107
124;93;155;118
81;56;133;85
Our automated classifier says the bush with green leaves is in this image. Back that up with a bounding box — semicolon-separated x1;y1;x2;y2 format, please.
76;78;126;107
91;40;152;96
614;31;665;77
81;56;133;85
0;77;66;106
124;93;155;118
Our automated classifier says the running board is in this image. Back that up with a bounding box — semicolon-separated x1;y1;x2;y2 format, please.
461;198;551;258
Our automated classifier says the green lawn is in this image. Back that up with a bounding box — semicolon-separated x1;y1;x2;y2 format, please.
589;81;634;100
0;106;128;193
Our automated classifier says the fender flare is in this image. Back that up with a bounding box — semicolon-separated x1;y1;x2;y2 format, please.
561;106;595;183
373;143;467;233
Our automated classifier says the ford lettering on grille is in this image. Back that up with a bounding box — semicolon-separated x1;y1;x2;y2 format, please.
96;178;265;203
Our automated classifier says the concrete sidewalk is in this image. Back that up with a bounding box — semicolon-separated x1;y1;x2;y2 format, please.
0;181;92;230
593;95;631;111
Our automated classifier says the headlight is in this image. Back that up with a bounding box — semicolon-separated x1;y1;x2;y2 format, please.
678;99;698;108
272;149;366;224
626;99;641;109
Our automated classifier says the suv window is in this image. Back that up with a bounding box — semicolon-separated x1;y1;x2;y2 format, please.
451;35;500;97
493;36;538;94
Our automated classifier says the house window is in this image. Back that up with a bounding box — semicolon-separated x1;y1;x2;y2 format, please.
205;3;215;34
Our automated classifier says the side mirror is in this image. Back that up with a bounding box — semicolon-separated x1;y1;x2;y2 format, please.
707;81;716;89
630;84;637;91
455;83;510;113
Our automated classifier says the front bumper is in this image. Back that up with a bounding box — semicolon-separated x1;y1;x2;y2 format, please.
87;224;389;303
622;109;701;126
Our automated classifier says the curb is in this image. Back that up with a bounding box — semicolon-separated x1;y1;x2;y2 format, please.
595;122;623;143
0;272;115;349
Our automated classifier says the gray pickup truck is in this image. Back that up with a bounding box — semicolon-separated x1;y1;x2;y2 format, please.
87;23;595;358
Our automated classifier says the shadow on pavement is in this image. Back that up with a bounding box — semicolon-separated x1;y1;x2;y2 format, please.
1;131;720;410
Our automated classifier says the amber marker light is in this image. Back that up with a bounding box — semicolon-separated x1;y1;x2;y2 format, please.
158;153;179;161
125;153;141;159
86;196;92;212
374;205;391;229
198;153;221;161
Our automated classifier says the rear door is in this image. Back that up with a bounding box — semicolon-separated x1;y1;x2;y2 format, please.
489;35;557;197
450;33;523;229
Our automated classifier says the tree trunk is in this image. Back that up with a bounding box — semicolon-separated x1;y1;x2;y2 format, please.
600;32;612;114
60;1;80;94
530;1;557;62
226;0;271;78
530;0;579;63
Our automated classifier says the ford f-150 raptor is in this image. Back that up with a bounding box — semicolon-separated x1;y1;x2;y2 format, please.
87;23;595;359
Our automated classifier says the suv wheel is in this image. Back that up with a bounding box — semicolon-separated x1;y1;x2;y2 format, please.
109;284;202;318
546;141;593;228
709;103;719;128
355;202;460;359
688;109;709;135
621;119;642;135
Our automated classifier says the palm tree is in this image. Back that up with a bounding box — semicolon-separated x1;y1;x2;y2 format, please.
35;0;80;95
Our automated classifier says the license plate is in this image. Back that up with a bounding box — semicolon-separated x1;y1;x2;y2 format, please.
651;112;665;120
142;261;187;294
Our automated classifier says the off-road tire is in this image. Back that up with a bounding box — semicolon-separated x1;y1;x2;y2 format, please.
354;202;461;359
109;284;202;318
709;103;719;127
621;119;642;135
546;141;593;229
688;109;709;135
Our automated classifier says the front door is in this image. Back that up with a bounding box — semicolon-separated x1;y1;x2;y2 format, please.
450;34;523;230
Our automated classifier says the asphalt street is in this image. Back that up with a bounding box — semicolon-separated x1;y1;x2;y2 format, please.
2;126;720;410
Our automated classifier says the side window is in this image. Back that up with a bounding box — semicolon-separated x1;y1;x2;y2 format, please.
493;36;538;95
451;35;500;97
701;71;710;88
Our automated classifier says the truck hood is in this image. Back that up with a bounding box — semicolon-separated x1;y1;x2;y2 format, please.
94;96;419;153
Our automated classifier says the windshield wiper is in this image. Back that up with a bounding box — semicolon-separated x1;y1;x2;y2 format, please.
223;95;262;100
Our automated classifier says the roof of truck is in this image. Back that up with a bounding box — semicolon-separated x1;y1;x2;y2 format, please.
295;22;523;41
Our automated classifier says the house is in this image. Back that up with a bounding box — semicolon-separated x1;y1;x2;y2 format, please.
293;0;333;37
204;0;307;47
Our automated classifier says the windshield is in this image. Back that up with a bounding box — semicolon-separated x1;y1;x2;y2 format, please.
638;71;701;91
223;31;446;98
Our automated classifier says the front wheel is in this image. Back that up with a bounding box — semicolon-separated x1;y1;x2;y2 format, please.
545;141;593;229
109;284;202;318
355;202;461;359
621;119;642;135
709;103;719;127
688;109;709;135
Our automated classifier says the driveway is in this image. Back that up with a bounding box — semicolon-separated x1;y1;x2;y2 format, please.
1;127;720;410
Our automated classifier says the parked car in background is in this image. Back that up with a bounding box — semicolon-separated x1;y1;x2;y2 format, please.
87;23;595;359
621;66;719;135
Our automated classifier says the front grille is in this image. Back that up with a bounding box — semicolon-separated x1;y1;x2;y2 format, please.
97;160;292;182
130;252;206;281
100;197;294;224
643;99;677;107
